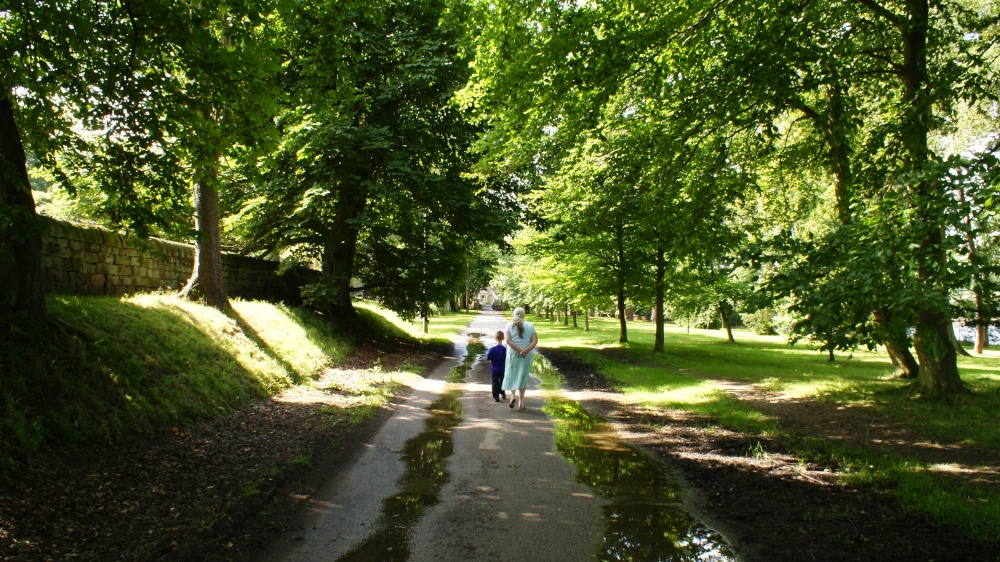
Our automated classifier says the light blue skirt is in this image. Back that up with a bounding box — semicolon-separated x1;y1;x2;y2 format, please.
501;350;534;390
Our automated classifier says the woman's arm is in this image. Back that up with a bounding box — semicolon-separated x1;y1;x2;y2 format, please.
520;331;538;357
504;329;521;353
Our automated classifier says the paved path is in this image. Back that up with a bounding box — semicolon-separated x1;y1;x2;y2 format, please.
262;311;604;561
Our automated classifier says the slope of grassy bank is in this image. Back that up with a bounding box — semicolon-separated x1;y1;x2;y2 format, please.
539;313;1000;541
0;294;449;469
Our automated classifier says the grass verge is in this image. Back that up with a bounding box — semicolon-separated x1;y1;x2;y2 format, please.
0;293;428;471
538;313;1000;541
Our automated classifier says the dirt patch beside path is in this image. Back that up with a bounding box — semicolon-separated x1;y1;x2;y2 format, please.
543;348;1000;562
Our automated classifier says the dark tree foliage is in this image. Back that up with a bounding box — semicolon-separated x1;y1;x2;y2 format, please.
229;0;516;320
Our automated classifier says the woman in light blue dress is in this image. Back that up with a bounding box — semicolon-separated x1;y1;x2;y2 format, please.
501;307;538;410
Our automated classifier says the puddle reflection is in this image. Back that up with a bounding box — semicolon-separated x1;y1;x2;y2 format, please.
536;357;736;561
448;338;486;382
336;391;463;561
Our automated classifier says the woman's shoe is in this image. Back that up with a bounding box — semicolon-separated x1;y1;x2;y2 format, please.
517;404;526;411
509;396;517;408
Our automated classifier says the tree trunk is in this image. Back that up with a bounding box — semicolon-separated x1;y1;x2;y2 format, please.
615;220;628;344
795;82;926;376
897;0;963;396
958;185;987;355
914;314;965;395
321;181;368;317
872;308;919;378
975;324;987;355
617;287;628;343
564;304;569;326
948;322;972;357
572;309;577;328
0;96;45;314
179;163;228;310
719;302;735;343
585;310;589;332
884;337;919;379
654;244;665;353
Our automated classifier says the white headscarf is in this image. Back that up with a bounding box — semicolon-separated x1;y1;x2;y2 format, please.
512;307;525;338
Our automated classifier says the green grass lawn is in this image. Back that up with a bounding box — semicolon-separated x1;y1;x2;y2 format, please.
353;300;478;343
539;313;1000;450
417;309;481;340
535;312;1000;540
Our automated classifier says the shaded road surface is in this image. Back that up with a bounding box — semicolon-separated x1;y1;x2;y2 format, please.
259;311;733;561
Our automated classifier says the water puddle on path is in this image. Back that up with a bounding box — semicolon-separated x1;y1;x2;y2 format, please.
536;357;737;561
447;335;486;383
336;391;463;562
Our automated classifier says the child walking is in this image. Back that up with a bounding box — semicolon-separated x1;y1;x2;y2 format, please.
485;330;507;402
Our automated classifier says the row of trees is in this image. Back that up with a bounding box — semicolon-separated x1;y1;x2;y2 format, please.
1;0;516;321
464;0;999;397
3;1;997;396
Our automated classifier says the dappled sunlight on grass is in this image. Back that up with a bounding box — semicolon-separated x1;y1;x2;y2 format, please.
767;379;854;400
230;300;348;381
542;312;1000;542
354;299;421;337
545;313;1000;451
629;381;722;406
128;294;294;394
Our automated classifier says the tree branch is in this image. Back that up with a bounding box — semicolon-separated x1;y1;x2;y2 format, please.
851;0;904;33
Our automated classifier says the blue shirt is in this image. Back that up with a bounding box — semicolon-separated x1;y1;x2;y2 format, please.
486;343;506;374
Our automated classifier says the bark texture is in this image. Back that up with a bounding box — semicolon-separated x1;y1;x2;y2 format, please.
948;322;972;357
653;244;665;353
872;308;919;378
0;96;44;313
322;182;368;317
914;315;965;395
719;302;735;344
895;0;964;395
179;165;228;310
974;324;987;355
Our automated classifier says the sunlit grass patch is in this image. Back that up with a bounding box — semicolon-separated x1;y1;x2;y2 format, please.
630;381;721;405
353;300;477;342
0;293;432;467
542;313;1000;542
353;299;420;337
125;294;294;394
416;309;480;339
230;299;349;382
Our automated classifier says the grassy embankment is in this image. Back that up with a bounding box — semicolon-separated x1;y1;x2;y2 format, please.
539;313;1000;541
0;294;473;471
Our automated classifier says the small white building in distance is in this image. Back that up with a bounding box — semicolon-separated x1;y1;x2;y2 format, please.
477;286;499;310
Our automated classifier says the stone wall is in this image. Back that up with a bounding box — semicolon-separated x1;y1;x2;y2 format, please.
40;217;307;302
